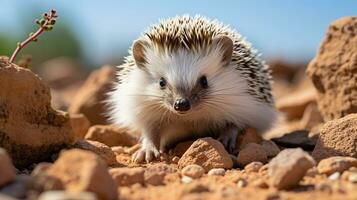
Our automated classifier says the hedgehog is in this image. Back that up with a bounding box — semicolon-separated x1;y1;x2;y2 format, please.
107;15;277;163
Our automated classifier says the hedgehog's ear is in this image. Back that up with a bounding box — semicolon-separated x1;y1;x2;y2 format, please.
212;35;233;66
132;39;148;68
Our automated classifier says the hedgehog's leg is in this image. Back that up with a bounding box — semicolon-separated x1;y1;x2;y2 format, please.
132;130;160;163
217;125;241;154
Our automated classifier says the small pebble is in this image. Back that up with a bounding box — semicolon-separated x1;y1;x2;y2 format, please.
172;156;180;163
348;172;357;183
181;176;193;184
244;162;263;173
207;168;225;176
328;172;341;181
236;178;247;188
261;140;280;158
181;164;204;179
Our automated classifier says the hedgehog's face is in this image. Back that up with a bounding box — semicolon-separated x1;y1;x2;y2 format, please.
152;75;209;114
132;35;234;115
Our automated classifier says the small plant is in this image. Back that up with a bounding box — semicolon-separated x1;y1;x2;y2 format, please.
9;9;58;63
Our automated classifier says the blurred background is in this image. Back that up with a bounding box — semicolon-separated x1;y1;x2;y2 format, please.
0;0;356;126
1;0;357;69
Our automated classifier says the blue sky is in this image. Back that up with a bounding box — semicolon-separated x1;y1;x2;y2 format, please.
1;0;357;65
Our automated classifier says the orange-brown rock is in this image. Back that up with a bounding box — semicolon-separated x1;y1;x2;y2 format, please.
181;164;204;179
244;162;264;173
0;58;74;168
109;167;145;186
70;113;91;140
307;17;357;121
317;156;357;176
144;163;177;186
268;148;315;190
85;125;137;147
73;140;117;166
46;149;118;200
68;65;116;125
178;138;233;172
237;143;268;167
312;114;357;161
260;140;280;158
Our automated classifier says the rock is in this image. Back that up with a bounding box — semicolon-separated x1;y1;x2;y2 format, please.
348;172;357;183
0;59;75;168
69;65;116;125
237;128;263;150
85;125;137;147
237;143;268;167
38;191;97;200
260;140;280;158
109;167;145;186
181;176;193;184
181;164;204;179
178;137;233;172
73;140;117;166
0;148;16;187
207;168;225;176
268;148;315;190
306;17;357;121
236;178;247;188
144;163;177;186
317;156;357;175
244;162;264;173
70;113;91;140
46;149;118;200
172;156;180;164
312;114;357;161
272;130;318;151
328;172;340;181
276;86;316;120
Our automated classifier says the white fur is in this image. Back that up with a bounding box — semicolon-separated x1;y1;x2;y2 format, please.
106;45;277;148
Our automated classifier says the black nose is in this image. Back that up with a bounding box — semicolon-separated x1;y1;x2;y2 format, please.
174;98;191;112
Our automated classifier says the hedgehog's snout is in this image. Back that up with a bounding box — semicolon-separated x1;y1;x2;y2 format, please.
173;98;191;112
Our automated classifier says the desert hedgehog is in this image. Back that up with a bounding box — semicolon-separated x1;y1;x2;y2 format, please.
107;15;277;163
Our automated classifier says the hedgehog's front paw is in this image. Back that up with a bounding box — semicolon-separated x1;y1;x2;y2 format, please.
218;127;239;154
132;146;160;163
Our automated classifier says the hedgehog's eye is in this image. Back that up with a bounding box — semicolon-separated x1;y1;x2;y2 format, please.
159;77;167;89
199;76;208;88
